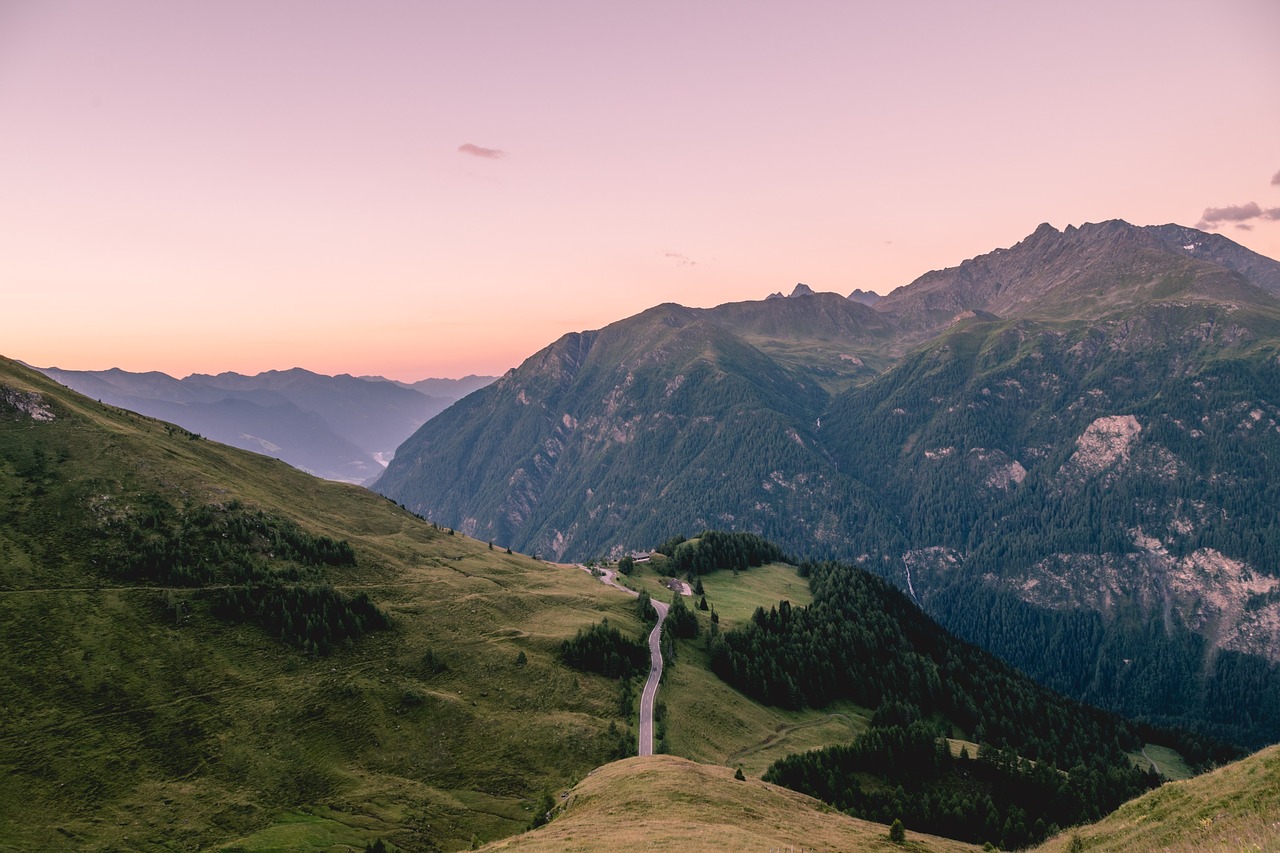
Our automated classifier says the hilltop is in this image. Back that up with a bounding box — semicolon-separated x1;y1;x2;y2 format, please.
478;755;981;852
475;746;1280;853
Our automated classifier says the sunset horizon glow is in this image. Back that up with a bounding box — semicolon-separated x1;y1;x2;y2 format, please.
4;0;1279;381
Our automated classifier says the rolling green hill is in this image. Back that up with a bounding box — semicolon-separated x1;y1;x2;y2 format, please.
0;356;645;851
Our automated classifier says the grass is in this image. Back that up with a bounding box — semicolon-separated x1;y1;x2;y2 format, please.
618;560;866;777
1128;743;1194;782
658;638;870;778
477;754;983;852
624;559;813;631
0;357;648;852
1035;745;1280;852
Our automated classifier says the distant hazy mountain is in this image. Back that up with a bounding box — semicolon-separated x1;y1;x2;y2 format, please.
374;219;1280;747
361;373;498;399
34;366;491;483
846;287;882;306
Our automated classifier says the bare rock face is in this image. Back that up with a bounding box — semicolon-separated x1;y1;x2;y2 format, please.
1004;536;1280;663
1064;414;1142;478
0;385;55;422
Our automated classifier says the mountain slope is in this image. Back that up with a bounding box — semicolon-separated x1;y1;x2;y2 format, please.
820;300;1280;746
373;220;1280;749
375;302;896;560
1035;744;1280;852
0;356;644;851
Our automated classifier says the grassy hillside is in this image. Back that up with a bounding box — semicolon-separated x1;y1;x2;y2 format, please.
0;356;647;851
478;755;982;853
1036;745;1280;852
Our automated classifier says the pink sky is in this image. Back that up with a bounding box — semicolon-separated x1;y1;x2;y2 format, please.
3;0;1279;380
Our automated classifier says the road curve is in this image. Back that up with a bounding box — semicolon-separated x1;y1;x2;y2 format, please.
580;566;666;756
637;598;669;756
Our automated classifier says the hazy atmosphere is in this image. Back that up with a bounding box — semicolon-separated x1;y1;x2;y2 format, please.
4;0;1279;379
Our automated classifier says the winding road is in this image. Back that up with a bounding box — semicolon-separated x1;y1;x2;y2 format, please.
582;566;668;756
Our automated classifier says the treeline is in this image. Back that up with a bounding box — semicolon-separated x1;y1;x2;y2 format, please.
655;530;786;576
211;583;389;656
764;712;1159;849
560;620;648;679
712;558;1155;774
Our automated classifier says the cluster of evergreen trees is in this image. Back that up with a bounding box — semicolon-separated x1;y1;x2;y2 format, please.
655;530;785;576
559;620;648;679
765;712;1159;849
710;560;1152;771
698;555;1225;846
99;495;386;654
105;497;356;586
664;594;698;639
211;583;388;656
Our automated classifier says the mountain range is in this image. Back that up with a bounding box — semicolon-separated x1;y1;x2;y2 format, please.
2;354;1217;851
32;366;496;483
374;219;1280;748
5;211;1280;848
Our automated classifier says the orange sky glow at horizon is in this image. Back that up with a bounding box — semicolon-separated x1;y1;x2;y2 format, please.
3;0;1280;382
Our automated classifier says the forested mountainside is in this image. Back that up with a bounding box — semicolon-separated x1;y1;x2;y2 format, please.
375;220;1280;748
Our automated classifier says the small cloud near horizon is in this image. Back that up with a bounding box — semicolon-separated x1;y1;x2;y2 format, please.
664;251;697;266
458;143;505;159
1272;169;1280;185
1196;201;1280;230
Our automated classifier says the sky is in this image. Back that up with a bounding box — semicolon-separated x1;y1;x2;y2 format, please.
3;0;1279;380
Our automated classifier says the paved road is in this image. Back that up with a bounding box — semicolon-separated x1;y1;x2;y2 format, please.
580;566;667;756
637;598;668;756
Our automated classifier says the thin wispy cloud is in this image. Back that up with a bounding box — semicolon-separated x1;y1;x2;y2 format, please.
458;143;505;159
1196;201;1280;230
1272;169;1280;186
664;251;697;266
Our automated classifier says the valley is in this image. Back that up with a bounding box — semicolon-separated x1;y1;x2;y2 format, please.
9;220;1280;851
